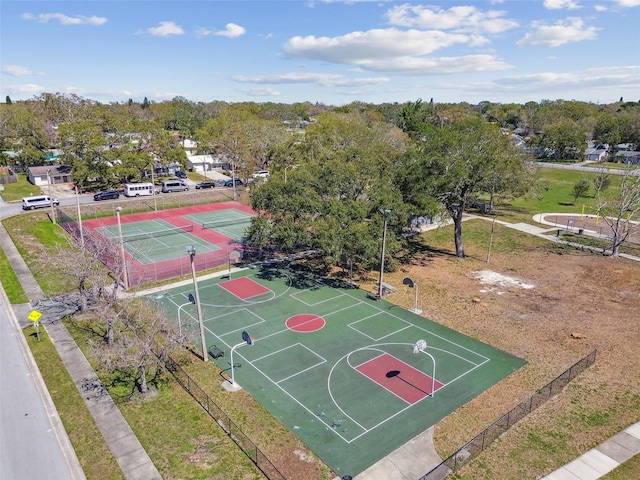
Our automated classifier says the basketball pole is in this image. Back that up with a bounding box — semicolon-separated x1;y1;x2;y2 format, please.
414;340;437;397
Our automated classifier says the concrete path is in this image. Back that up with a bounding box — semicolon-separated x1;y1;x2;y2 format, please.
0;221;161;480
540;421;640;480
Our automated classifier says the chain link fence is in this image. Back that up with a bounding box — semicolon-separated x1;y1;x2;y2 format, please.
418;349;597;480
163;355;288;480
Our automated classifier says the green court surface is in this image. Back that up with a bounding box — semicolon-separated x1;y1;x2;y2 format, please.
97;219;218;264
183;209;254;241
150;265;526;477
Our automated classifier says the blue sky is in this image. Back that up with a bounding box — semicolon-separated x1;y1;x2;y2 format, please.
1;0;639;106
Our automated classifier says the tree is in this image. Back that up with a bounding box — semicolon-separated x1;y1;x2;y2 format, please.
89;300;182;395
5;96;12;105
594;169;640;257
572;179;591;204
534;119;587;161
400;116;535;257
250;111;409;270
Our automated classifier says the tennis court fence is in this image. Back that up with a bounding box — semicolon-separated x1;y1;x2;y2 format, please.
164;355;288;480
418;349;597;480
56;206;250;287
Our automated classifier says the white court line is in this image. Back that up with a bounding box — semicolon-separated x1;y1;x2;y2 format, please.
290;288;347;307
250;343;327;384
160;270;494;445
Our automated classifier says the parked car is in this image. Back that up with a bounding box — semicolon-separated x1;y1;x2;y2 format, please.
93;189;120;201
21;195;60;210
161;180;189;193
175;171;188;179
223;178;243;187
251;170;270;180
195;181;216;189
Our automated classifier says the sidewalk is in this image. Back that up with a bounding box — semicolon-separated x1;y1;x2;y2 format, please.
541;422;640;480
0;221;161;480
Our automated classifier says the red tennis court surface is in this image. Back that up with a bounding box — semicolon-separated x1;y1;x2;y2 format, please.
219;277;271;300
356;353;444;404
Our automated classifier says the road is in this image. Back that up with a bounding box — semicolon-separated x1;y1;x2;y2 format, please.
0;286;84;479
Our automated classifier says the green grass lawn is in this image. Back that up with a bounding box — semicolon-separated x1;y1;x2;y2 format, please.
0;247;28;303
0;173;44;202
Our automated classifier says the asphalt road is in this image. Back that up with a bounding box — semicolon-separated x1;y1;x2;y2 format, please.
0;287;83;480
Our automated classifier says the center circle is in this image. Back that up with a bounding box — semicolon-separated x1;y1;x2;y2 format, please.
286;314;326;333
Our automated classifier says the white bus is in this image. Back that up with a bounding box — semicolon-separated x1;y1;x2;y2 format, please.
123;183;156;197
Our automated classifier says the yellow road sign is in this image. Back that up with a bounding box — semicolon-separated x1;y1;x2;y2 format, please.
28;310;42;322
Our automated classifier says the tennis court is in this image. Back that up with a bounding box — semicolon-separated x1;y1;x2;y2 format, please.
150;265;526;477
97;219;219;264
73;202;256;286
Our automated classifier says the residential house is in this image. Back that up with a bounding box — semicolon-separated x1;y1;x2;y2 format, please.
27;165;73;186
180;138;198;155
584;143;609;162
613;151;640;165
187;154;232;174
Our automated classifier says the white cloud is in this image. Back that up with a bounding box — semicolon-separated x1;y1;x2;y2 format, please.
544;0;581;9
385;4;518;34
21;12;107;25
145;21;184;37
282;28;511;75
285;28;481;63
197;23;246;38
517;17;599;47
232;72;389;87
430;66;640;100
356;54;512;75
2;65;41;76
1;83;47;96
614;0;640;6
316;0;393;3
498;70;640;90
241;87;280;97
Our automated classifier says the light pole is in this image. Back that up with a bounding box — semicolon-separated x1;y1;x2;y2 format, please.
150;163;157;211
177;293;195;337
115;207;129;289
75;185;84;248
231;161;237;202
378;209;391;298
187;245;207;362
47;168;56;224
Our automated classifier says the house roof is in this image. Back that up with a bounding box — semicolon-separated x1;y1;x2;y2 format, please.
28;165;72;176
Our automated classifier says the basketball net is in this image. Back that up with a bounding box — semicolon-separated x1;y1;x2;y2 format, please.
413;339;427;353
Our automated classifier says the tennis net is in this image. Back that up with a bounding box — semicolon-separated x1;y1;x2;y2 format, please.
121;225;194;243
201;218;252;230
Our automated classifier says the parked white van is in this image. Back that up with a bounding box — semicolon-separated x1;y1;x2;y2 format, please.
21;195;60;210
161;180;189;193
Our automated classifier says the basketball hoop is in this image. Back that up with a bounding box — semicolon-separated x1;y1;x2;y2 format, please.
413;339;427;354
412;338;436;397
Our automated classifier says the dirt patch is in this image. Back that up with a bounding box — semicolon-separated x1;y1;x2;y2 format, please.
363;229;640;478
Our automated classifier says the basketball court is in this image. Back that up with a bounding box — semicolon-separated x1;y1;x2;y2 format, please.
149;265;526;477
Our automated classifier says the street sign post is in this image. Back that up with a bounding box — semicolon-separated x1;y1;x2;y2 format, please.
28;310;42;341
